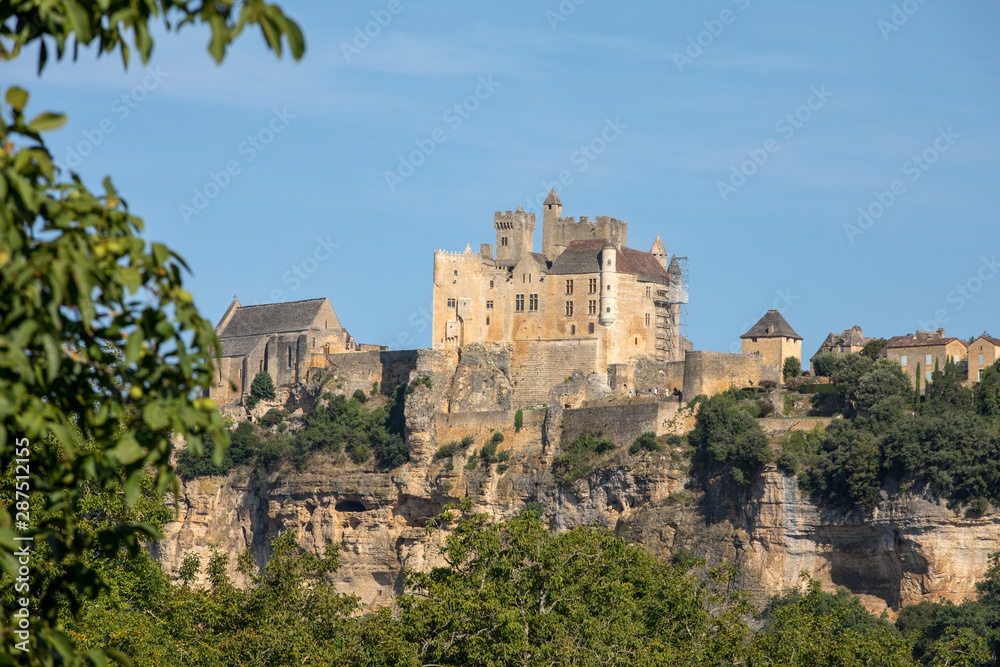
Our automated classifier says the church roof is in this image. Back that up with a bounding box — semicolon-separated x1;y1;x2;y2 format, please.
543;188;562;206
741;310;802;340
218;298;333;339
216;334;268;359
548;240;669;284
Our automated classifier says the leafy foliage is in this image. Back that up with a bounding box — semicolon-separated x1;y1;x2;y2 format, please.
514;408;523;432
811;351;841;377
552;433;615;487
688;389;772;486
629;431;661;455
783;356;801;379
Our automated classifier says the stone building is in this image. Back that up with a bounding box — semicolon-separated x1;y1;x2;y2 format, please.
741;310;802;370
880;329;968;390
431;190;688;396
811;325;870;366
966;335;1000;383
210;297;373;406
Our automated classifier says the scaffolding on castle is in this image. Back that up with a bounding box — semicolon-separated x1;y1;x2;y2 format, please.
654;257;689;364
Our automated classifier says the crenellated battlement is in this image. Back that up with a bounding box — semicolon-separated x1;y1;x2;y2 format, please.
494;208;536;230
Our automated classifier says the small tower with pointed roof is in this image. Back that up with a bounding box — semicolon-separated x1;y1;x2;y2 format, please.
650;235;668;271
541;188;563;259
740;310;803;370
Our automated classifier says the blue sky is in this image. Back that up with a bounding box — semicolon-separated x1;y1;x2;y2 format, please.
8;0;1000;361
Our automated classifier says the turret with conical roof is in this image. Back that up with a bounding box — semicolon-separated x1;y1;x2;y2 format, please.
650;234;668;271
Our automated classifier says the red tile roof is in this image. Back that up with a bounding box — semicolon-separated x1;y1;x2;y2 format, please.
883;335;967;349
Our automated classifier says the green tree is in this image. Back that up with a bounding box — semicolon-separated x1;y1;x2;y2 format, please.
514;409;523;432
783;356;801;379
400;509;752;666
1;1;303;662
811;351;841;377
688;390;772;486
975;363;1000;420
250;370;277;401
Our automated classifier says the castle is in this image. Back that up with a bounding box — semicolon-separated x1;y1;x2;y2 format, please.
431;190;690;400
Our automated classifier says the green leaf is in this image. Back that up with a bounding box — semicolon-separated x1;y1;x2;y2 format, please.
27;112;68;132
85;648;109;667
123;470;141;505
125;327;143;364
63;0;94;43
5;86;28;112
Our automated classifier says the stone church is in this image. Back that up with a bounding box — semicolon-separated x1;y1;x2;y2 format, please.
432;190;688;403
210;297;375;406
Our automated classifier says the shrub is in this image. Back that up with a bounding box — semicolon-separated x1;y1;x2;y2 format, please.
521;501;544;518
480;440;498;464
629;432;661;456
371;381;379;396
250;370;276;401
514;409;524;433
465;453;479;470
259;408;288;428
491;431;504;445
244;394;259;411
759;379;778;391
496;464;509;475
435;441;461;459
352;389;368;404
688;391;772;486
553;433;616;487
407;376;433;393
758;400;775;418
783;357;801;380
460;435;475;448
666;435;683;447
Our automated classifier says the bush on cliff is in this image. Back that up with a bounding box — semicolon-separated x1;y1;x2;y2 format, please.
688;389;772;486
553;433;616;487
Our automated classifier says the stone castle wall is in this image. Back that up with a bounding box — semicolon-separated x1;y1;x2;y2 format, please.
682;351;779;398
561;399;682;448
307;350;419;399
510;338;600;409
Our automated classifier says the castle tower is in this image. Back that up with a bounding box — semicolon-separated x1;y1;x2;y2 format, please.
650;235;668;271
599;242;617;326
494;205;535;266
541;188;563;259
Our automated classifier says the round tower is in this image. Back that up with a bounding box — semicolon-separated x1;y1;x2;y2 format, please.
599;242;617;326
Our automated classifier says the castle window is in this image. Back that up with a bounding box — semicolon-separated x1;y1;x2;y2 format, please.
635;337;638;345
454;270;458;276
607;285;611;291
566;280;573;295
515;294;525;312
901;355;907;367
565;301;574;316
589;278;597;293
607;259;612;266
645;313;650;326
501;237;508;246
288;346;293;369
324;321;327;328
606;307;611;313
490;280;494;289
571;325;576;335
313;338;316;347
926;371;932;381
486;316;490;325
588;322;595;334
926;354;932;365
259;360;263;371
588;300;597;315
486;300;494;310
645;286;651;299
529;294;538;311
980;353;985;365
447;298;456;308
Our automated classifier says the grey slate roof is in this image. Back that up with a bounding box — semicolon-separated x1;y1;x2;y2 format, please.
548;240;668;284
219;298;327;339
217;335;268;359
544;188;562;206
741;310;802;340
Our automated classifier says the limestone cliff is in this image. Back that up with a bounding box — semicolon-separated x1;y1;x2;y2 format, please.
158;346;1000;616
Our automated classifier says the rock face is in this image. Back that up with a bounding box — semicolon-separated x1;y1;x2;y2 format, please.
157;346;1000;615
